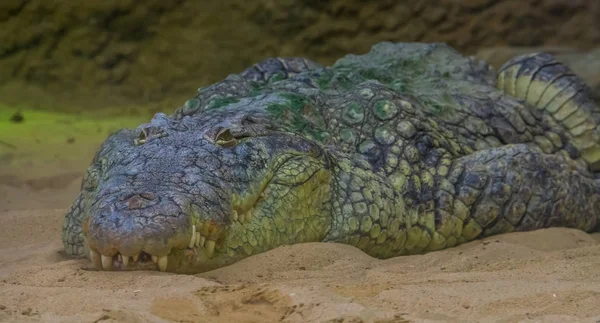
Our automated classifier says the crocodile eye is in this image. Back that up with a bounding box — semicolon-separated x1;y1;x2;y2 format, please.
134;129;148;146
133;126;167;146
214;128;238;148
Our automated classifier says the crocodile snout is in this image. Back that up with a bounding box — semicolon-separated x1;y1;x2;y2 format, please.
122;192;157;210
84;190;192;272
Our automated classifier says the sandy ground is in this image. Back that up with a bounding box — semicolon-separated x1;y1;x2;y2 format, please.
2;171;600;322
2;115;600;322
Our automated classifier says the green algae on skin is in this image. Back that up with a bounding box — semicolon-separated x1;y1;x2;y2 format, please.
265;93;330;142
205;96;240;111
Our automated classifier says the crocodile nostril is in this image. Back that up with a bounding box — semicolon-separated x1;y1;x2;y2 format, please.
125;193;156;210
139;192;156;200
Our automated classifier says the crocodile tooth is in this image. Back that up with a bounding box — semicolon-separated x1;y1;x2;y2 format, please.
246;208;254;221
101;255;113;270
232;210;238;221
152;255;158;263
157;256;168;272
118;254;122;262
122;255;129;266
206;240;216;258
239;212;245;222
195;233;201;247
200;236;206;248
90;250;102;269
133;254;139;262
189;226;197;249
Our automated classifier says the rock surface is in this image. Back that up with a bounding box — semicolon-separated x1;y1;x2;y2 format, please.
0;0;599;110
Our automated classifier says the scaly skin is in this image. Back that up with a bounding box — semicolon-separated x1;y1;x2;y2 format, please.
62;42;600;274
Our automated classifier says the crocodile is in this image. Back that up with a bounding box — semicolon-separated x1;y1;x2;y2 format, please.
62;42;600;274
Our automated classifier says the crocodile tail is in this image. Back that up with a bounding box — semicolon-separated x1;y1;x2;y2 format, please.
497;53;600;172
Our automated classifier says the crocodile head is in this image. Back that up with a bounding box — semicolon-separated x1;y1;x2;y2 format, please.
76;111;333;273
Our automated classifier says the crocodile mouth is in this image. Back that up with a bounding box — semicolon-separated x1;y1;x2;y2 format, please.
86;220;222;272
82;164;274;272
88;250;161;271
